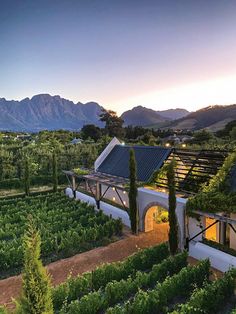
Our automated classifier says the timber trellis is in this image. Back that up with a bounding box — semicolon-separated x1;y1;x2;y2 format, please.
155;148;229;195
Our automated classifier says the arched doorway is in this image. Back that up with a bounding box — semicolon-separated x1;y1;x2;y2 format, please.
142;202;169;242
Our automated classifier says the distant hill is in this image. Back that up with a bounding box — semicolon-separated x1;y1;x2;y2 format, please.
0;94;104;131
169;105;236;131
121;106;167;126
121;106;189;126
156;108;189;120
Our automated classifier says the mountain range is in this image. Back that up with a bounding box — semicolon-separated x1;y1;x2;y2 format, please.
0;94;236;132
121;106;189;126
0;94;103;131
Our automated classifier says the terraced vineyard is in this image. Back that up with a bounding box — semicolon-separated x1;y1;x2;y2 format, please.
0;192;123;278
52;243;236;314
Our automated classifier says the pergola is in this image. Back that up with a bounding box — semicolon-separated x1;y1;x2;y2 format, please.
63;170;129;210
185;210;236;249
155;148;229;195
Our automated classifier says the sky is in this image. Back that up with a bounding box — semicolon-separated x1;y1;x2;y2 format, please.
1;0;236;115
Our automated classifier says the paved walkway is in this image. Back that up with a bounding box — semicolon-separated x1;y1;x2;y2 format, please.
0;224;169;309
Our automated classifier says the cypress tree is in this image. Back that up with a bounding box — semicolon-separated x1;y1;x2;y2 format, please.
167;159;178;255
15;216;53;314
24;157;30;196
52;151;58;193
128;149;139;234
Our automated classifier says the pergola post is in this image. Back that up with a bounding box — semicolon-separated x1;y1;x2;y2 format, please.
72;175;76;198
96;182;101;209
219;221;226;245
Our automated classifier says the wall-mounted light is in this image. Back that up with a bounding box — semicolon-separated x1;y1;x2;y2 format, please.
123;201;126;205
165;143;170;147
112;197;116;201
182;143;186;148
123;191;126;194
112;187;115;191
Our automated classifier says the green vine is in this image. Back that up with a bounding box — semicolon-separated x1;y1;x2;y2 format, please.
73;167;89;176
186;150;236;216
147;163;170;186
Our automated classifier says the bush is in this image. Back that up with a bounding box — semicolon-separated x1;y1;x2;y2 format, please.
107;259;210;314
62;252;188;313
173;270;236;313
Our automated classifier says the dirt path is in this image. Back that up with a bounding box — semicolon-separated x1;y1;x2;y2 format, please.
0;225;169;309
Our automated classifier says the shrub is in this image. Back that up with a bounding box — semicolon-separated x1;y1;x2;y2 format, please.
52;243;169;311
107;259;210;314
63;252;188;313
15;217;53;314
173;270;236;313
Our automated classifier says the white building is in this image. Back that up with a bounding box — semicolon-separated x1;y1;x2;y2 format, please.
65;138;236;272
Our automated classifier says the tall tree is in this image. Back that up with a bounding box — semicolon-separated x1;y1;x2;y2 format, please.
128;149;139;234
24;156;30;196
15;216;53;314
52;151;58;193
100;109;125;138
81;124;102;142
167;159;178;255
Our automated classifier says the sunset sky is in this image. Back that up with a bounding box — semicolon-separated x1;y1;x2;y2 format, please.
1;0;236;115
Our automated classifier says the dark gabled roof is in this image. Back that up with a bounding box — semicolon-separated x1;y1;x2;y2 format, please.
97;145;172;182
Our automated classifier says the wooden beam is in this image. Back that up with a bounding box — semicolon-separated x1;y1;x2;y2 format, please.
193;210;236;225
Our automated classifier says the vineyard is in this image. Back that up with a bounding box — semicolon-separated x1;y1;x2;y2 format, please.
0;192;123;278
51;243;236;314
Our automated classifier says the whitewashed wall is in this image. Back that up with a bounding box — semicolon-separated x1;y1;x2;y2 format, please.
189;241;236;272
137;188;186;249
187;216;205;242
101;184;129;207
65;187;74;198
66;189;131;227
75;191;96;206
100;201;130;227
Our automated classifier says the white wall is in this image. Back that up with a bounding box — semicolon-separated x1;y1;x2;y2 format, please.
230;213;236;250
101;184;129;207
75;191;96;206
189;241;236;272
138;188;187;249
187;216;205;242
94;137;121;171
73;190;130;227
100;201;130;227
65;187;74;198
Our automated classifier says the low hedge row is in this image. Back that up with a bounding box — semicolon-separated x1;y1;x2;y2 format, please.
52;243;169;311
173;269;236;313
62;252;188;314
106;259;211;314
